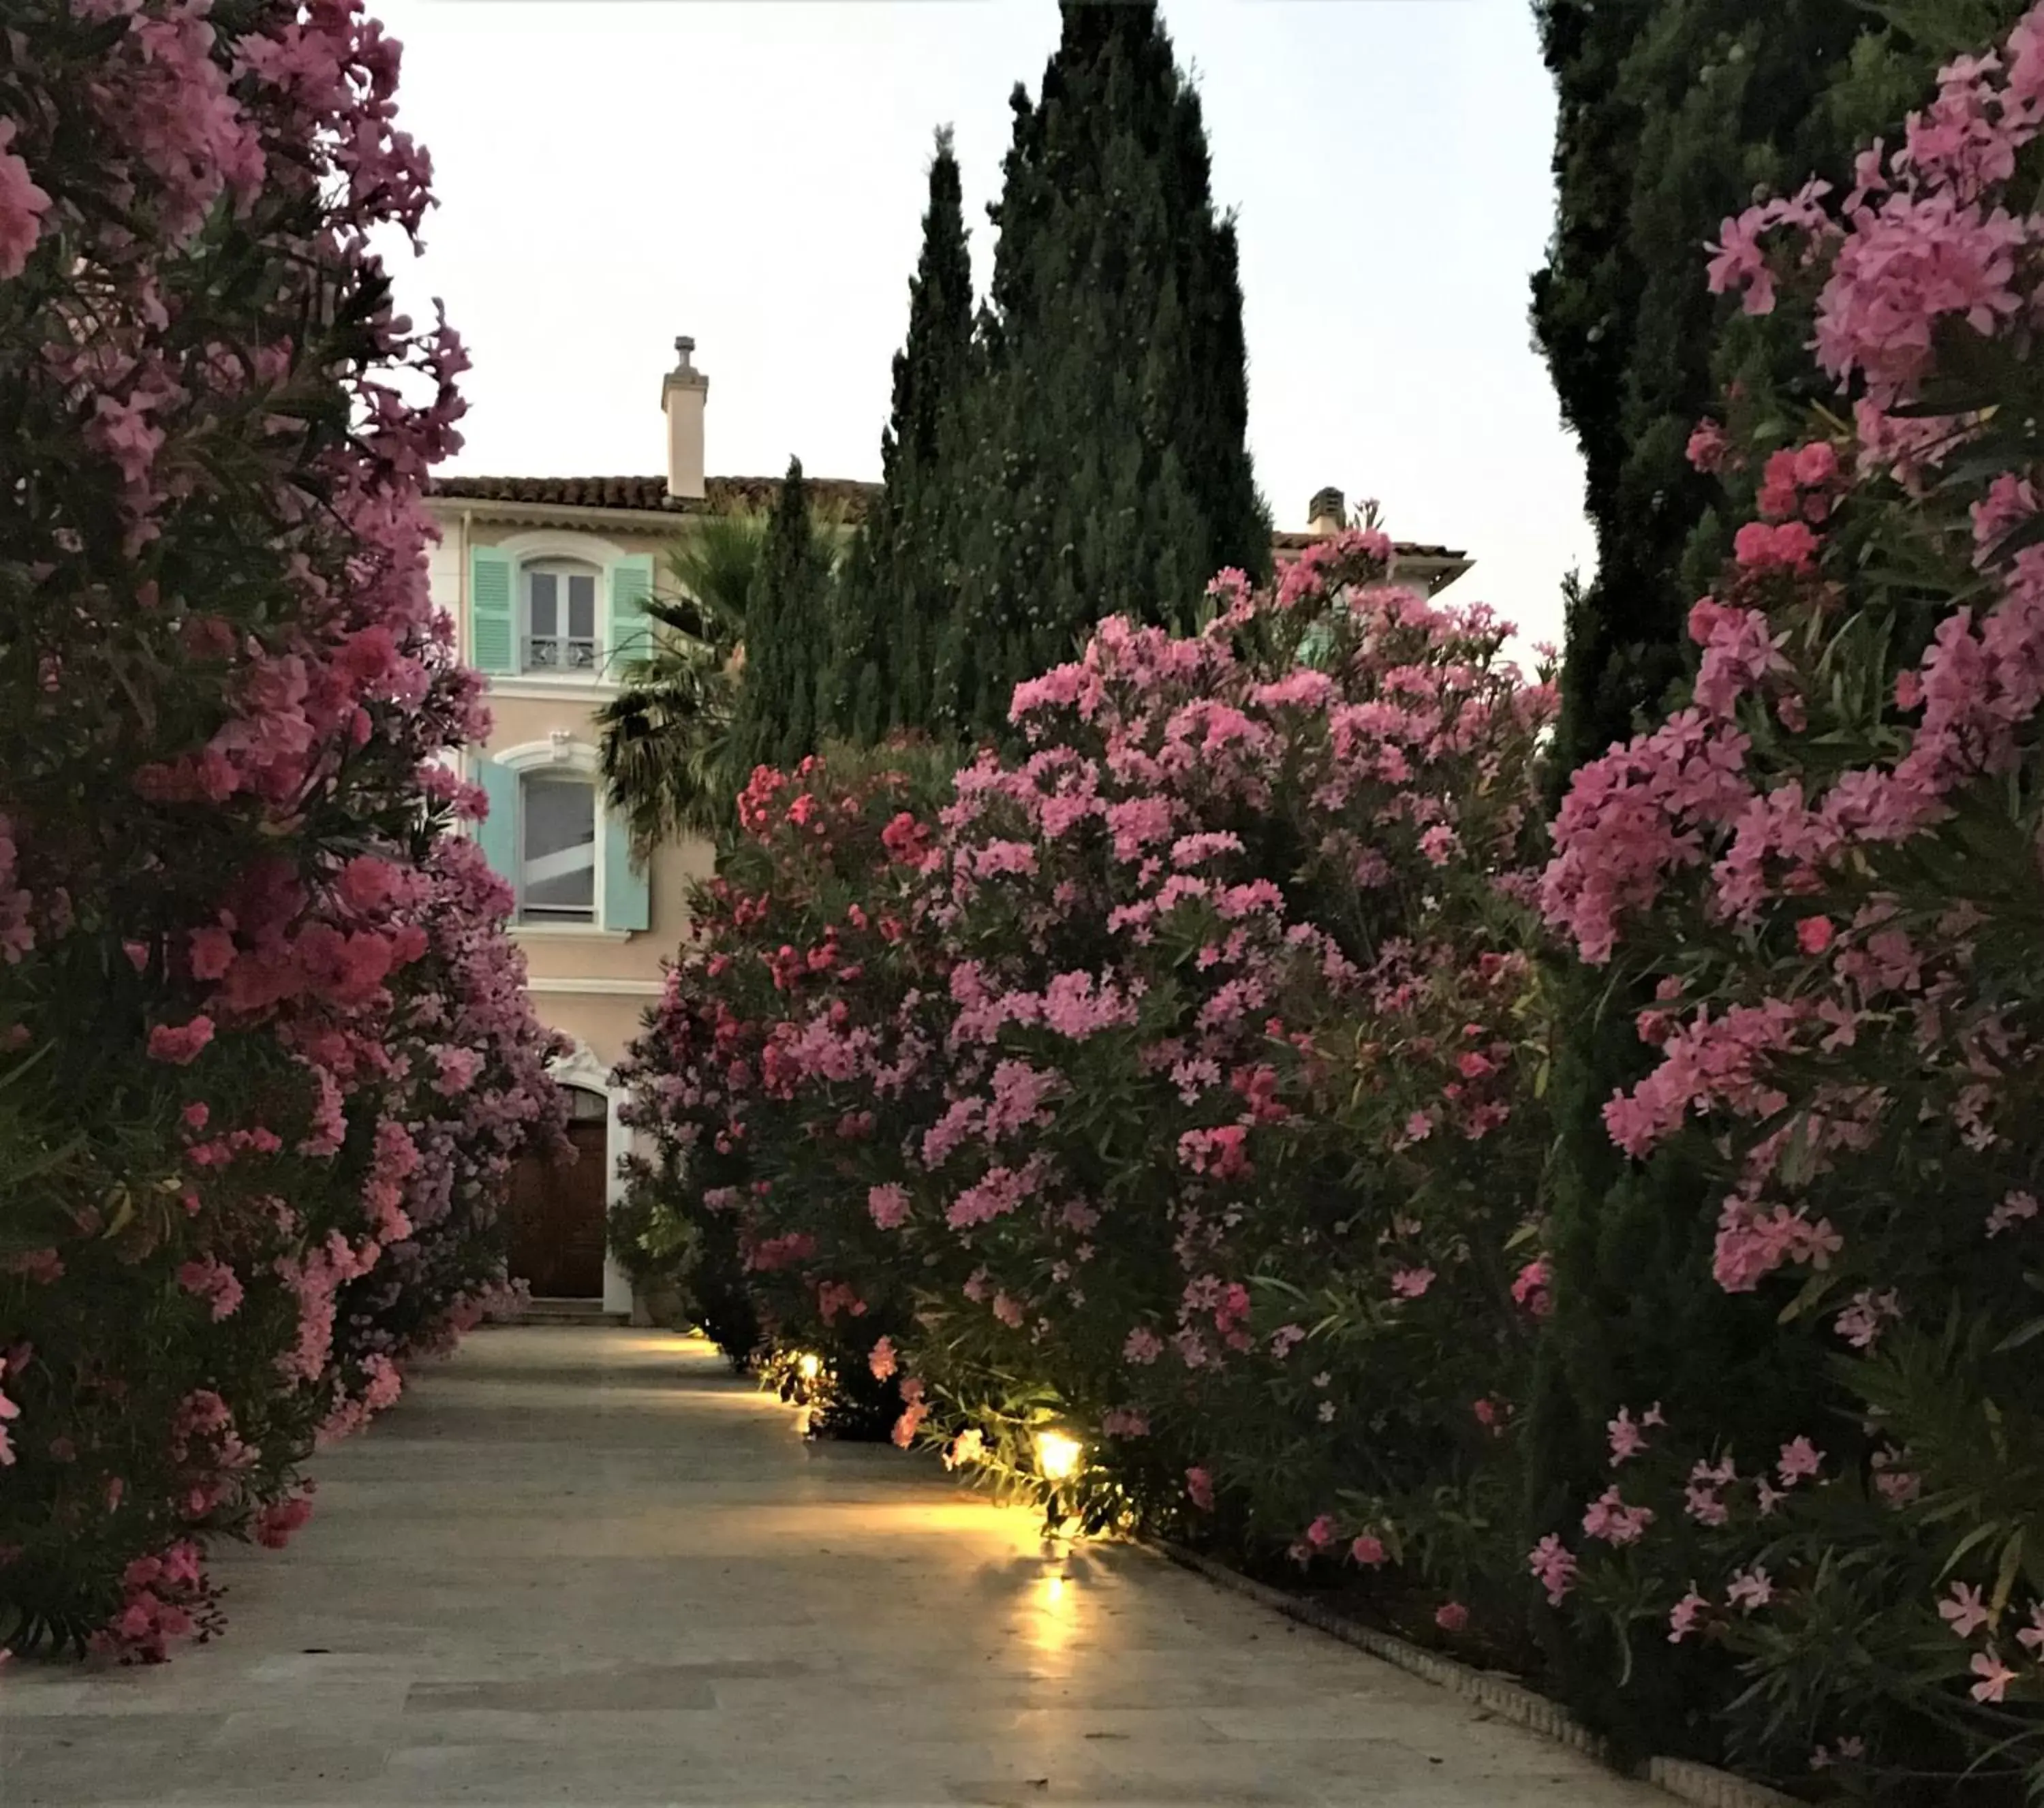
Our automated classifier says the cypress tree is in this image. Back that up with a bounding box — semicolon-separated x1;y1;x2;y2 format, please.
728;457;830;778
1528;0;2029;1758
825;127;978;746
1533;0;2020;780
942;0;1269;736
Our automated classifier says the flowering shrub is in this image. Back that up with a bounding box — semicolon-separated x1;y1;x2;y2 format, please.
615;743;954;1427
1535;14;2044;1793
623;537;1558;1599
0;0;561;1657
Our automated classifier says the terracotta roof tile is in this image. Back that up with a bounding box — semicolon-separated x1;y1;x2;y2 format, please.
426;476;1465;570
1271;529;1464;561
428;473;880;520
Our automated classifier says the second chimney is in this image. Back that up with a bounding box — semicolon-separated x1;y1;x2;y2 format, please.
1307;486;1346;535
662;336;709;500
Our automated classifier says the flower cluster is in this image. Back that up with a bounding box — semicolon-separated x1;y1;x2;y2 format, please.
0;0;560;1658
623;534;1557;1600
1536;14;2044;1788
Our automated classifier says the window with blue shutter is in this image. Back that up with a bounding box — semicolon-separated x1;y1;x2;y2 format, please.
470;546;515;674
475;755;518;887
607;554;655;676
602;809;649;933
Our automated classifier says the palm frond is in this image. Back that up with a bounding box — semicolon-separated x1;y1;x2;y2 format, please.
595;505;766;851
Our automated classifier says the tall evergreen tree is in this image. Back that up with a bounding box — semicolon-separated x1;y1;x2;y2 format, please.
941;0;1269;736
1533;0;2018;780
1527;0;2028;1758
728;458;831;778
824;128;978;747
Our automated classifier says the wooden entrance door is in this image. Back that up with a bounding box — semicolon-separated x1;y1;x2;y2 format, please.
506;1115;610;1298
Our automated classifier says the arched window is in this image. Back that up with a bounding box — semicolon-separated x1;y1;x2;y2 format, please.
518;771;597;921
472;737;650;935
524;557;600;672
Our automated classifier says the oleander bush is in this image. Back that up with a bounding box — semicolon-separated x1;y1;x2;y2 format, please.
621;531;1557;1577
0;0;563;1659
1527;22;2044;1794
622;10;2044;1796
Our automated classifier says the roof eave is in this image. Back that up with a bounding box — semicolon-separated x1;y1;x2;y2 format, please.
424;495;708;533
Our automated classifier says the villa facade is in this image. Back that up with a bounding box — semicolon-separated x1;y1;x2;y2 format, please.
426;339;1468;1309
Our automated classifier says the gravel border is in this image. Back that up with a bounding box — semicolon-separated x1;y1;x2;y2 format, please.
1143;1537;1801;1808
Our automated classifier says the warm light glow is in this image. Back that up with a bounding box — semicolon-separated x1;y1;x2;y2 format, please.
1036;1430;1083;1481
796;1353;822;1381
1028;1558;1077;1655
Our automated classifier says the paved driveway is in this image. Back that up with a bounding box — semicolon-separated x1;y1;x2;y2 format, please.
0;1326;1667;1805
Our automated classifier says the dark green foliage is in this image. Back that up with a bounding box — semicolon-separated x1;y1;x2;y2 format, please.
1533;0;2024;779
824;129;977;747
596;510;760;849
727;458;835;779
940;1;1270;736
1528;0;2030;1756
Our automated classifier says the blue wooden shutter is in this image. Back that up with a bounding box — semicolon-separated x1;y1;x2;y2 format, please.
476;755;518;893
470;546;516;674
602;807;649;933
608;554;655;673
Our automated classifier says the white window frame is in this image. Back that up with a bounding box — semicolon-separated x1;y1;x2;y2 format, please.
486;531;629;700
491;736;630;940
516;768;599;926
521;557;603;678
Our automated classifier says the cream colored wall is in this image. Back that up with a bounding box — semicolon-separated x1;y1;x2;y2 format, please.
528;993;660;1074
425;505;716;1020
482;691;713;986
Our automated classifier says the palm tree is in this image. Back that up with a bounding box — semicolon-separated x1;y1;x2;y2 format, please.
596;509;762;852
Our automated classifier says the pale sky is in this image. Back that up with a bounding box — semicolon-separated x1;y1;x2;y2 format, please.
375;0;1593;655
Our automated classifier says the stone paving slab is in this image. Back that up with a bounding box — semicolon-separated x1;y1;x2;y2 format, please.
0;1326;1669;1806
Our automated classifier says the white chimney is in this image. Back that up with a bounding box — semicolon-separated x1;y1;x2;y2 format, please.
662;335;708;500
1306;486;1346;536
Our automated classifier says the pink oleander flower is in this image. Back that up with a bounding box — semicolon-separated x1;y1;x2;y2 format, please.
867;1182;910;1230
1268;1323;1307;1360
147;1016;215;1065
176;1257;244;1322
1389;1266;1436;1300
1778;1436;1824;1485
1123;1326;1165;1365
1607;1405;1651;1465
891;1398;929;1450
1686;419;1730;474
2018;1602;2044;1658
1940;1581;1990;1640
1970;1649;2018;1704
1528;1534;1578;1606
943;1429;985;1471
253;1495;314;1550
1185;1467;1215;1512
1726;1568;1774;1613
1581;1485;1655;1546
1668;1588;1710;1643
1511;1258;1553;1317
1350;1533;1388;1567
867;1336;897;1382
1434;1601;1469;1634
0;121;52;281
1834;1288;1902;1350
1304;1514;1338;1550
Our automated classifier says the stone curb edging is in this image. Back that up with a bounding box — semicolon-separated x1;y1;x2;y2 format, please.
1139;1537;1800;1808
